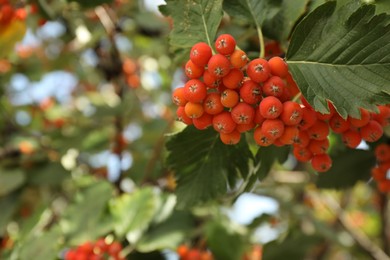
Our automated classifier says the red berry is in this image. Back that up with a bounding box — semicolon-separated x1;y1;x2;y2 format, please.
231;102;255;124
247;58;270;83
372;105;390;126
184;102;204;119
261;119;285;140
375;144;390;162
254;108;266;125
185;60;204;79
202;70;221;88
172;87;187;106
220;130;241;145
254;127;274;146
213;111;236;134
215;34;236;55
341;129;362;148
95;238;108;253
307;120;329;140
207;54;231;78
293;130;310;147
360;120;384;142
193;112;213;130
203;93;224;115
65;250;77;260
223;68;244;89
190;42;212;67
108;242;122;256
315;102;336;121
268;57;288;78
183;79;207;103
311;154;332;172
259;96;283;119
348;108;370;128
177;245;189;258
0;5;14;25
329;114;350;133
262;76;285;98
299;107;317;130
293;147;313;162
280;101;303;126
78;242;94;254
279;126;299;145
236;121;255;133
186;249;202;260
308;138;329;155
239;80;262;105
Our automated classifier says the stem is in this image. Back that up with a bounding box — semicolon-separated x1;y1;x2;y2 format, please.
256;25;265;59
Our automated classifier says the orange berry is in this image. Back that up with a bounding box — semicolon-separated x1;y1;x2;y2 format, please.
221;89;239;108
293;130;310;148
293;146;313;162
254;127;274;146
307;120;329;140
230;49;248;69
207;54;231;78
239;80;262;105
329;114;350;133
203;93;224;115
348;108;370;128
279;126;299;145
360;120;383;142
247;58;270;83
299;107;317;130
308;138;329;155
222;68;243;89
236;121;255;133
215;34;236;55
375;144;390;162
183;79;207;103
202;70;221;89
184;102;204;119
262;76;285;98
176;107;193;125
268;56;288;78
185;60;204;79
190;42;212;67
259;96;283;119
220;130;241;145
193;112;213;130
261;119;284;140
231;102;255;124
280;101;303;126
341;129;362;148
172;87;187;106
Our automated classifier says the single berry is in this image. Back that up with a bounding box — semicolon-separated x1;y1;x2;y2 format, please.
311;154;332;172
372;105;390;126
293;130;310;148
108;241;122;256
308;138;329;155
262;76;285;98
183;79;207;103
185;60;204;79
190;42;212;67
230;49;248;68
279;126;299;145
341;129;362;148
360;120;384;142
184;102;204;119
348;108;371;128
223;68;244;89
172;87;187;106
215;34;236;55
231;102;255;124
268;56;288;78
247;58;270;83
375;144;390;162
193;113;213;130
221;89;239;108
259;96;283;119
299;107;317;130
280;101;303;126
315;102;336;121
329;114;350;133
202;70;221;88
203;93;224;115
240;80;262;105
261;119;285;140
254;127;274;146
293;147;313;162
307;120;329;140
212;111;236;134
220;130;241;145
207;54;231;78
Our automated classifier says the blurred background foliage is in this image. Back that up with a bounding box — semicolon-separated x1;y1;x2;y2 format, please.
0;0;389;260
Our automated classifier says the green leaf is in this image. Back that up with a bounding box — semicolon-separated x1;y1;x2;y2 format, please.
159;0;223;61
263;231;324;259
136;211;194;252
263;0;310;42
26;162;69;186
70;0;114;8
17;228;61;260
376;0;390;14
0;193;19;235
316;148;376;189
0;169;26;196
223;0;282;26
60;181;113;244
255;145;290;180
287;2;390;118
166;126;253;208
205;220;248;260
110;187;158;240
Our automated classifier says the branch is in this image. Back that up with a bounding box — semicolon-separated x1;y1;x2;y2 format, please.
318;193;390;260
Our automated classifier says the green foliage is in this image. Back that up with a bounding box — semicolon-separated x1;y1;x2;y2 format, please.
287;2;390;118
316;149;376;189
159;0;223;62
255;145;290;180
166;126;253;208
0;169;25;196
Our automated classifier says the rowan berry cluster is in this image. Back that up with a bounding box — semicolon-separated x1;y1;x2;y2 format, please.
171;34;390;172
64;238;124;260
371;143;390;193
177;245;213;260
0;0;26;26
122;57;140;89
